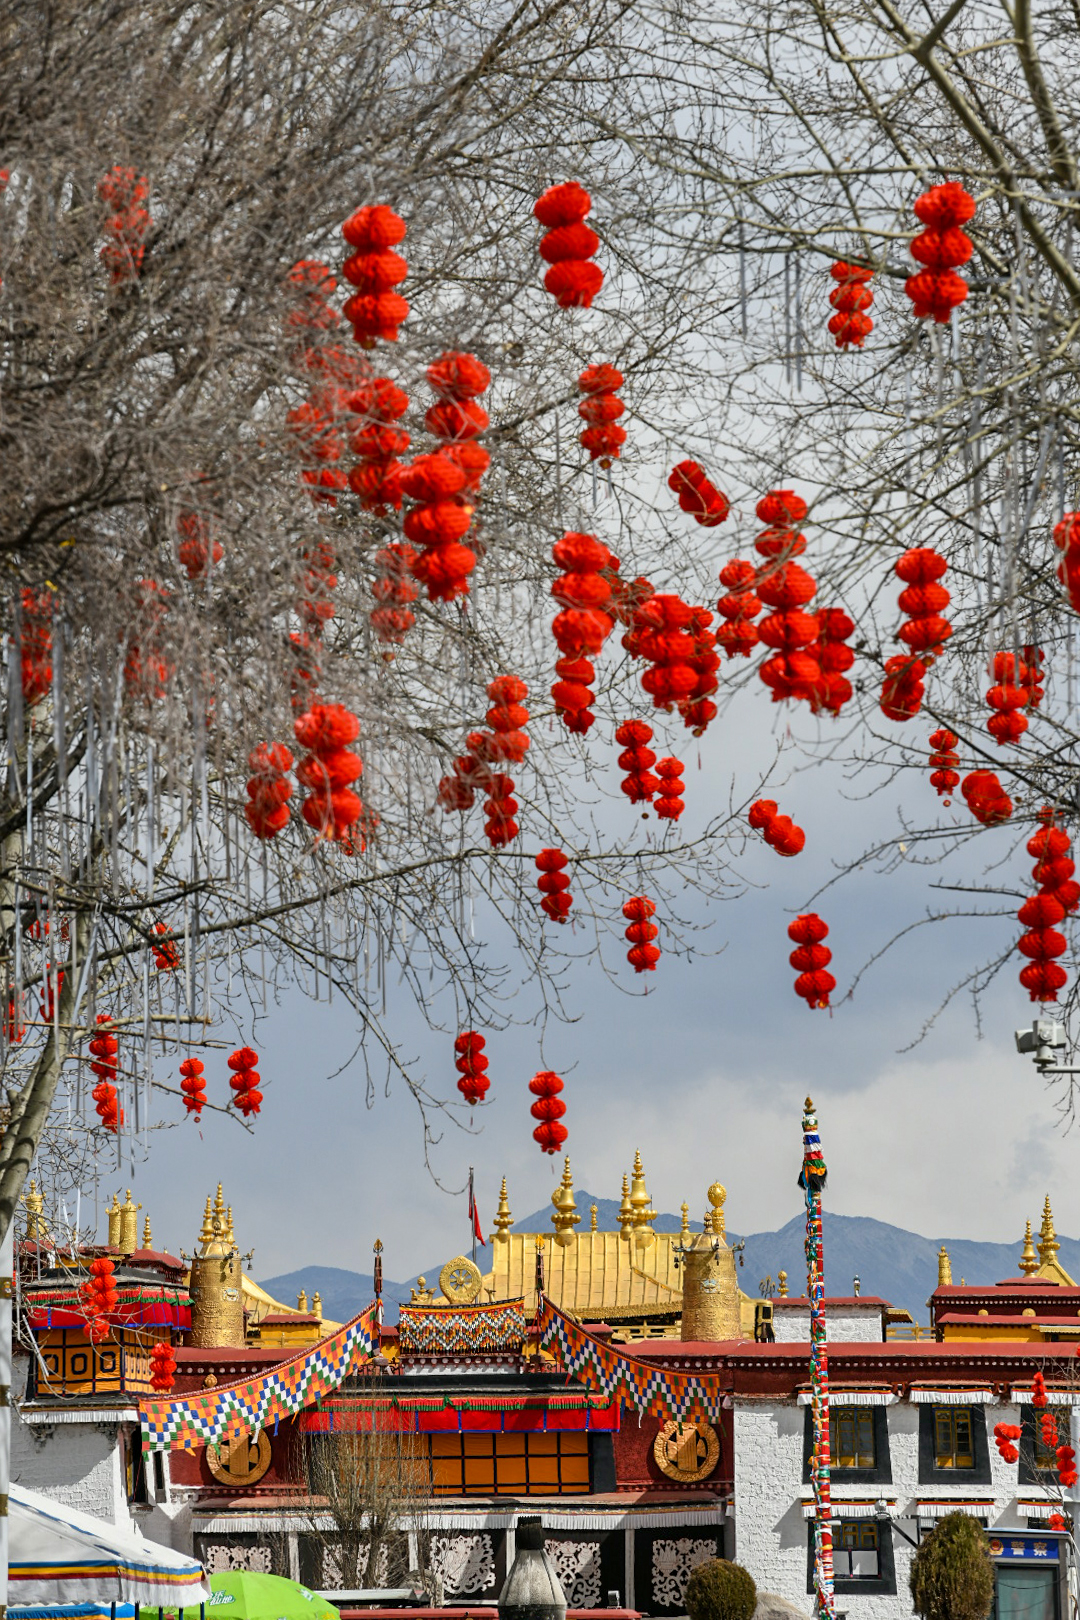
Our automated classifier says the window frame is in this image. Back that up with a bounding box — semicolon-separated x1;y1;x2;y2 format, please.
802;1403;892;1485
805;1517;897;1597
917;1404;991;1484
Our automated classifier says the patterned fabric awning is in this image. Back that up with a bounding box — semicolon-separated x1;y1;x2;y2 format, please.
398;1297;526;1355
537;1295;724;1421
139;1304;378;1451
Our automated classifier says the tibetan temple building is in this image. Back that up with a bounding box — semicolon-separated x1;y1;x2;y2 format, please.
10;1165;1080;1620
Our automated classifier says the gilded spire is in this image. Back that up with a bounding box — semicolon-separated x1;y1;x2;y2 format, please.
938;1245;954;1286
118;1189;141;1255
198;1194;214;1245
297;1289;308;1312
225;1206;235;1247
1019;1222;1039;1277
142;1214;152;1250
629;1150;657;1242
707;1182;727;1241
214;1183;226;1225
23;1179;45;1241
590;1204;598;1232
1039;1196;1060;1267
777;1270;789;1296
107;1192;122;1250
617;1173;634;1239
680;1202;690;1239
551;1158;581;1246
493;1178;514;1242
312;1291;322;1320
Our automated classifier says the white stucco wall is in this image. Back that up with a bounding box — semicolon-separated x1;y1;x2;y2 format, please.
11;1410;134;1530
772;1307;885;1342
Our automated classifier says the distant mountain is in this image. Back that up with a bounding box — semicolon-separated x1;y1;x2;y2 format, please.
262;1201;1078;1329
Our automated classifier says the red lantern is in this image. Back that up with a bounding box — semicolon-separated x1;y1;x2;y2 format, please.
346;376;410;512
895;548;951;659
1054;512;1080;613
341;205;409;347
287;399;348;505
754;492;819;704
370;544;419;650
961;769;1013;825
986;652;1029;746
294;704;364;846
454;1031;489;1105
578;364;626;467
98;166;150;285
806;609;855;716
1032;1370;1049;1409
534;184;603;308
551;533;617;731
654;758;685;821
80;1254;119;1341
828;263;873;349
905;182;975;323
623;895;660;973
402;451;477;602
612;574;656;655
18;590;52;707
928;729;960;802
748;799;806;857
716;560;762;659
1058;1443;1078;1488
755;490;808;555
879;655;926;722
536;849;573;922
615;719;659;804
89;1014;122;1133
787;914;835;1009
227;1045;263;1118
668;461;730;526
529;1070;568;1153
150;1339;177;1392
680;609;720;734
436;675;528;837
245;743;294;840
1030;807;1080;915
426;352;492;495
177;512;223;580
993;1421;1022;1464
179;1057;206;1118
632;594;700;712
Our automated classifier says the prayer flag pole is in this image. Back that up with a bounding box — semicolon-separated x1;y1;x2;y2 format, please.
800;1097;836;1620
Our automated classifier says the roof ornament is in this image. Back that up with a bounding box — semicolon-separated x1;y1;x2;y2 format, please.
707;1182;727;1240
1019;1221;1039;1276
552;1158;581;1246
629;1150;657;1248
680;1202;690;1238
778;1269;789;1296
937;1245;954;1285
589;1204;598;1231
142;1214;152;1250
616;1172;634;1239
493;1178;514;1242
1038;1195;1060;1267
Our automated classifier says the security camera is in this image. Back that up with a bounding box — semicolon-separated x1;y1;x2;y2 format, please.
1015;1019;1067;1067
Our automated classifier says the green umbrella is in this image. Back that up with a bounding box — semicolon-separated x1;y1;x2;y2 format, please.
181;1570;340;1620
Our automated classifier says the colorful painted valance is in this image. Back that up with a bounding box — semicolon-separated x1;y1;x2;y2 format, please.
301;1387;619;1434
536;1296;725;1421
398;1297;526;1355
27;1283;190;1332
139;1304;378;1451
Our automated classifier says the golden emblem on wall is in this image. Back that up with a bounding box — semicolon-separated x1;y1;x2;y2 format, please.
439;1255;483;1304
205;1428;272;1486
653;1417;720;1482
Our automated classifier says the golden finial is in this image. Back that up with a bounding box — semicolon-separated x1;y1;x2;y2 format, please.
199;1194;214;1245
702;1206;713;1235
107;1192;122;1250
225;1206;235;1247
777;1270;789;1296
118;1189;141;1255
213;1183;226;1228
629;1151;656;1245
707;1182;727;1241
552;1158;581;1246
1019;1221;1039;1276
493;1178;514;1242
22;1180;45;1241
938;1245;954;1286
1039;1196;1060;1266
312;1291;322;1320
142;1214;152;1250
297;1289;308;1312
590;1204;598;1232
680;1202;690;1238
617;1173;634;1239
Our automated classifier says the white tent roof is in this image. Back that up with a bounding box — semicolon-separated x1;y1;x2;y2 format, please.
9;1483;208;1613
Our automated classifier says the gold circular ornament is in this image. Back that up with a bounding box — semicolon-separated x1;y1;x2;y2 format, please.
653;1418;720;1483
206;1429;272;1486
439;1255;483;1304
707;1183;726;1211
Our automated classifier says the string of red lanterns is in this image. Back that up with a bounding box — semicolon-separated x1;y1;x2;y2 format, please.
287;397;348;504
529;1070;568;1153
536;849;573;922
370;544;419;650
788;914;835;1009
1030;807;1080;915
879;656;926;722
896;547;952;658
80;1256;119;1344
578;364;626;467
426;351;492;496
654;757;685;821
151;923;179;970
150;1340;177;1392
1019;810;1078;1003
928;729;960;802
827;262;873;349
623;895;660;972
294;703;365;845
245;743;294;840
680;609;720;734
534;184;603;309
19;590;52;706
98;166;150;285
668;461;730;526
806;609;855;716
716;560;762;660
89;1014;122;1133
346;376;410;513
615;719;659;806
986;651;1033;746
905;181;975;324
402;451;477;602
341;205;409;348
754;491;821;705
179;1057;207;1118
748;799;806;856
177;512;223;581
551;532;617;733
993;1422;1022;1464
436;676;529;847
1053;512;1080;613
633;594;700;712
454;1032;489;1105
227;1046;262;1118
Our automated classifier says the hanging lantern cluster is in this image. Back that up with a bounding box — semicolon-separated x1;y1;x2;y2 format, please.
346;376;410;512
294;704;364;845
754;504;820;705
98;166;150;285
298;538;339;636
716;560;762;659
615;719;659;805
18;590;52;706
227;1046;262;1118
529;1070;568;1153
961;769;1013;825
827;263;873;349
534;183;603;309
631;593;700;712
341;205;409;348
986;652;1032;746
287;397;348;504
654;757;685;821
681;610;720;734
1039;1414;1058;1454
536;849;573;921
880;656;926;722
426;351;492;495
897;546;951;659
437;675;529;831
788;915;835;1009
151;923;179;970
402;451;477;602
1019;811;1079;1002
1030;807;1080;915
89;1015;122;1132
806;609;855;716
623;895;660;972
1059;1444;1078;1489
928;729;960;802
245;743;294;840
150;1339;177;1392
454;1031;489;1104
748;799;806;856
177;512;223;581
80;1257;119;1344
1033;1371;1049;1408
668;461;730;526
370;544;419;649
993;1422;1021;1464
578;364;626;466
905;181;976;324
179;1057;206;1117
551;532;616;733
1053;512;1080;612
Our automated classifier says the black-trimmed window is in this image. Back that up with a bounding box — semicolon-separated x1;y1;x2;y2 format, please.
803;1404;891;1484
918;1404;991;1483
806;1519;896;1597
1019;1406;1070;1485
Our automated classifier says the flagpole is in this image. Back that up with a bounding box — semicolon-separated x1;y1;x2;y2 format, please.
469;1166;476;1264
800;1097;835;1620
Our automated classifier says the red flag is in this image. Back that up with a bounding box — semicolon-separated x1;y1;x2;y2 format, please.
468;1174;486;1247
